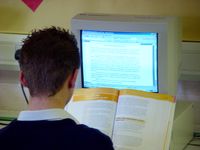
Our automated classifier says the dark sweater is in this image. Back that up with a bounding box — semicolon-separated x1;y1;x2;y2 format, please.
0;118;114;150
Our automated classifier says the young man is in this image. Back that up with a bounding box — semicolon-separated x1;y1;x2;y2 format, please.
0;27;114;150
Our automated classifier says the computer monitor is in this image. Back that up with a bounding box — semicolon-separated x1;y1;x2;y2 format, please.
81;30;158;92
71;13;181;95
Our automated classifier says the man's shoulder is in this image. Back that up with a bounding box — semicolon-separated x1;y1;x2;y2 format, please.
73;124;114;150
76;123;108;139
58;119;113;150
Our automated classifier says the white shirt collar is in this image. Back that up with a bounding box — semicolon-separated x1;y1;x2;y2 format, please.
17;108;79;123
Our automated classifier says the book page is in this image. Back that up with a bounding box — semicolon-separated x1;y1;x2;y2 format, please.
112;89;175;150
66;88;119;137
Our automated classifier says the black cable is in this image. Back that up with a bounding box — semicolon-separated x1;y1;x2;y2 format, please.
188;143;200;146
0;122;9;126
15;49;29;104
20;84;29;104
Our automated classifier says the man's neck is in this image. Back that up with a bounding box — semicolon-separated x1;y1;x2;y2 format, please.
27;80;73;111
28;96;66;110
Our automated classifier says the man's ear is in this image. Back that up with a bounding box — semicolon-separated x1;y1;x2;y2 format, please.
19;71;28;87
68;69;79;89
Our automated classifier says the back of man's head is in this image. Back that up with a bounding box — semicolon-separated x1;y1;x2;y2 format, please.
19;26;80;97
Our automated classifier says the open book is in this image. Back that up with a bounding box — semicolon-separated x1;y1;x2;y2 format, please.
65;88;176;150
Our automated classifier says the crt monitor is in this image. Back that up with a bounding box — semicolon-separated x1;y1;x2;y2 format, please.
71;13;181;95
81;30;158;92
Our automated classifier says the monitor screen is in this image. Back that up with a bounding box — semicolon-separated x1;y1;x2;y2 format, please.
81;30;158;92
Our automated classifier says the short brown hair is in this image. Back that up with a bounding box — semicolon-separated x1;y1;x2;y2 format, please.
19;27;80;97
